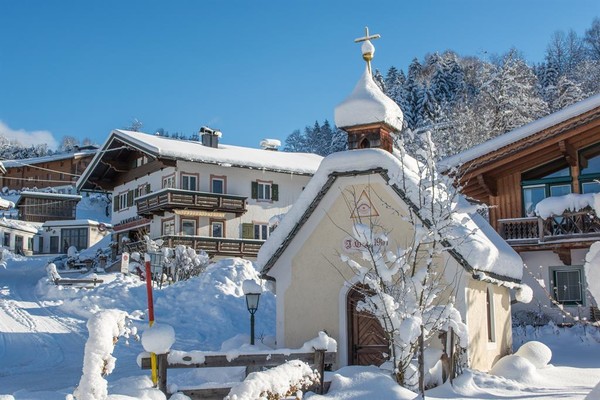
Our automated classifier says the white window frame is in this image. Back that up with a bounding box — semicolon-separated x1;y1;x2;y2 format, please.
162;219;175;236
254;223;269;240
181;174;198;191
162;175;175;189
258;182;272;201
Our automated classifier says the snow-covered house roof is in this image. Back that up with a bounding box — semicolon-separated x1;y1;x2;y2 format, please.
0;197;14;210
258;148;523;282
2;148;98;169
78;130;323;191
15;191;81;206
42;219;111;228
0;217;41;234
335;66;403;132
440;93;600;171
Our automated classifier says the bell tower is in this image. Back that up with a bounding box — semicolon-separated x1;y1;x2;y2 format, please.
334;27;404;153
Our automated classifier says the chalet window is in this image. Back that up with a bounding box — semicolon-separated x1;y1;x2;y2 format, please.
254;223;269;240
579;143;600;193
162;219;175;236
62;228;88;251
162;175;175;189
211;221;224;238
181;219;196;236
551;267;584;305
3;232;10;247
212;177;225;194
251;181;278;202
181;174;197;191
521;159;572;216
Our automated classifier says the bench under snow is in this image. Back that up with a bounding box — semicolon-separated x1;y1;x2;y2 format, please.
46;262;104;287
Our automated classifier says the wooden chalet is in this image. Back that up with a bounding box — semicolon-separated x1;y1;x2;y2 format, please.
442;93;600;320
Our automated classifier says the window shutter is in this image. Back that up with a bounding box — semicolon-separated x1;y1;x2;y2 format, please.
251;182;258;199
127;190;133;207
272;184;279;201
242;223;254;239
113;196;119;212
146;183;151;194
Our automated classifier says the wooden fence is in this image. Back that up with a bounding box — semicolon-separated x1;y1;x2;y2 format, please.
140;349;335;399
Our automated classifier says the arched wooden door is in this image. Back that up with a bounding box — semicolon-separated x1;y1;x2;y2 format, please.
347;286;389;366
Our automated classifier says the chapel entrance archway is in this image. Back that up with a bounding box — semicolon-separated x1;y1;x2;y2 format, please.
346;285;389;366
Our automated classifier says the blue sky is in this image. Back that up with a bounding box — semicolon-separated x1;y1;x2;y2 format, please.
0;0;598;151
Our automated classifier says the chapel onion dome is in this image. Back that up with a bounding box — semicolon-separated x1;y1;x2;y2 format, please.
334;64;404;132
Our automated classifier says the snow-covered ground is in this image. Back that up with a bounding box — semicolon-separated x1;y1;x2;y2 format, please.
0;254;599;399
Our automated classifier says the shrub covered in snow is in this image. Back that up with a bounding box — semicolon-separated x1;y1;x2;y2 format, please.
489;354;539;383
225;359;319;400
514;341;552;369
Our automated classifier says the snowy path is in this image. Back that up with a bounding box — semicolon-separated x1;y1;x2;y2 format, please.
0;258;86;393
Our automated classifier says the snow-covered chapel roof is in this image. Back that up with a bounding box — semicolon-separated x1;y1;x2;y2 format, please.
258;148;523;282
334;65;404;132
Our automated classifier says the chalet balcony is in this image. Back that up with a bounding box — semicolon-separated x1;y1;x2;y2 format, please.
159;235;264;258
136;188;247;217
498;210;600;245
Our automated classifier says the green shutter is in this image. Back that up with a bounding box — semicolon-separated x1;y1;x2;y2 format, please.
127;190;134;207
242;223;254;239
251;181;258;199
146;183;151;194
271;184;279;201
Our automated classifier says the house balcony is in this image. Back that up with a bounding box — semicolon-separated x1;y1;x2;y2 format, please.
136;189;247;217
498;210;600;247
159;235;264;259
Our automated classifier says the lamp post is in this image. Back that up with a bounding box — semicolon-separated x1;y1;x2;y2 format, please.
243;280;262;345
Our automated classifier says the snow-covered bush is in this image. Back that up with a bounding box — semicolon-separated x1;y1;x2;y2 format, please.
73;310;138;400
165;245;210;282
514;341;552;368
490;354;539;384
225;360;320;400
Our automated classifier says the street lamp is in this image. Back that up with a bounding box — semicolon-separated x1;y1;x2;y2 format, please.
243;280;262;345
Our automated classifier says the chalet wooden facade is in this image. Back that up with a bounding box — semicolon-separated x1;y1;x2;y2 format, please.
442;93;600;321
15;192;81;223
77;129;322;259
0;146;97;192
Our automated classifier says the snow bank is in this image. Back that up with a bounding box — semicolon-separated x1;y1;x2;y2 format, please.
515;341;552;369
307;366;416;400
225;360;318;400
490;354;539;384
142;323;175;354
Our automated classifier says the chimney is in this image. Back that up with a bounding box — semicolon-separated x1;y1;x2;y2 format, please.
200;126;221;148
260;139;281;151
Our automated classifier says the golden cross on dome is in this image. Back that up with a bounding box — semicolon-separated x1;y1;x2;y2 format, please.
354;27;380;74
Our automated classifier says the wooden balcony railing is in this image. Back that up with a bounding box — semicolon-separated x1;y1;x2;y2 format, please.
136;189;247;216
159;235;264;258
498;210;600;244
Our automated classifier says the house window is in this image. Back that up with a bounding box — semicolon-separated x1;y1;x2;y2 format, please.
211;221;224;238
254;223;269;240
211;177;225;194
162;175;175;189
551;267;584;305
251;181;279;202
181;174;197;191
521;159;572;216
3;232;10;247
579;143;600;193
181;219;196;236
486;286;496;342
62;228;88;251
162;219;175;236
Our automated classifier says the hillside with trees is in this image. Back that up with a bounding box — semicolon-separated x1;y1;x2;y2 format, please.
285;18;600;159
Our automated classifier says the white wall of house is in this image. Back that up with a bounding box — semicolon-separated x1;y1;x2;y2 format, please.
513;249;596;324
36;220;111;254
0;224;39;255
111;160;312;242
